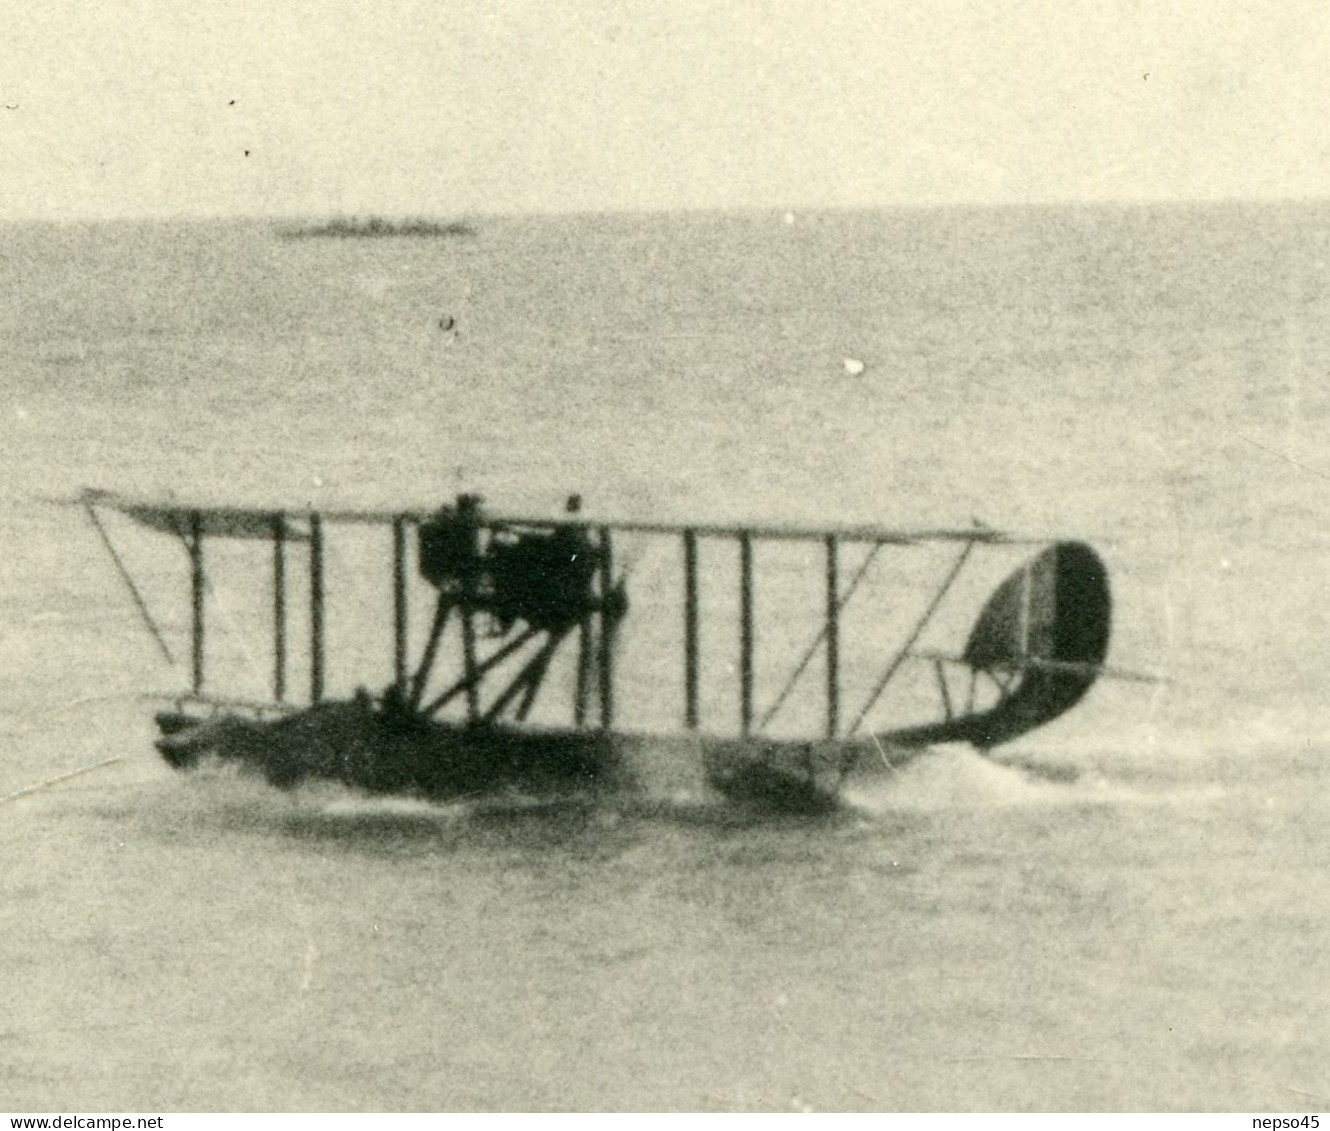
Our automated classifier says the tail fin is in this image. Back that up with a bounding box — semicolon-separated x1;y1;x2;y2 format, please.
883;541;1111;750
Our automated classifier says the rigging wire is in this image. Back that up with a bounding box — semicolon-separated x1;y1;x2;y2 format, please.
847;540;975;736
757;541;884;731
82;502;175;665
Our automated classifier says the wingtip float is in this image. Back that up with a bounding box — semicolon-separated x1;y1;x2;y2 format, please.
83;489;1121;813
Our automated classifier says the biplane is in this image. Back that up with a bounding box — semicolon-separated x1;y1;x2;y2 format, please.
77;487;1120;811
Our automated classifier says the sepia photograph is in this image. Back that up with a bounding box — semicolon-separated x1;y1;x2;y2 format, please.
3;0;1328;1115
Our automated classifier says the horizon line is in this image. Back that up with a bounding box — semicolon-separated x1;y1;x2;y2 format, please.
3;191;1329;227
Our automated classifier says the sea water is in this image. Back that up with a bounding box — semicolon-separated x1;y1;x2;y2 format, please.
1;204;1328;1111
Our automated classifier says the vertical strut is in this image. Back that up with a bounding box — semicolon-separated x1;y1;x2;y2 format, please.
683;529;699;730
825;534;839;739
189;511;204;694
755;541;883;733
739;531;753;736
461;605;479;721
598;526;615;729
574;615;592;726
272;514;286;703
458;497;482;722
309;513;325;703
392;516;408;695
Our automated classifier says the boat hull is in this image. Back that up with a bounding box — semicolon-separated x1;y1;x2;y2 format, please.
154;697;920;810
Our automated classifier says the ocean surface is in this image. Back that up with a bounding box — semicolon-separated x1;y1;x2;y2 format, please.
2;203;1328;1112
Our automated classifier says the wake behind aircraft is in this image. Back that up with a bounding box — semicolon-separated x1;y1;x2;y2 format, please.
77;487;1127;811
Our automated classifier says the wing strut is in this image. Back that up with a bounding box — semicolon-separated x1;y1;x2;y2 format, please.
598;526;616;728
189;513;205;694
739;532;754;735
82;501;175;666
683;529;700;729
825;534;840;738
392;516;409;697
309;515;324;702
756;540;883;734
272;515;287;703
574;613;593;726
848;540;975;735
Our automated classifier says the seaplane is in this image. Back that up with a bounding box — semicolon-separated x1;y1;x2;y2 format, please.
76;487;1126;811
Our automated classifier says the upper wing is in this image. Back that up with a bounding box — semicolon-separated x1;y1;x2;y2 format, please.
78;487;1043;547
81;489;310;542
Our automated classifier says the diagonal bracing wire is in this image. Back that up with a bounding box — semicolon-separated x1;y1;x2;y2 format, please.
847;540;975;737
83;502;176;665
757;541;884;731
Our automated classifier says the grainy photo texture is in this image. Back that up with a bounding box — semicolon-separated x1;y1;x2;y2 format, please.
3;0;1328;1114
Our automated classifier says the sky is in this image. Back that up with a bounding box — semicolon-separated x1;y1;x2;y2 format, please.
4;0;1328;220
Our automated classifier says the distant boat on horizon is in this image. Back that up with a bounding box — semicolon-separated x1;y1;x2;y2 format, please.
276;216;476;240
